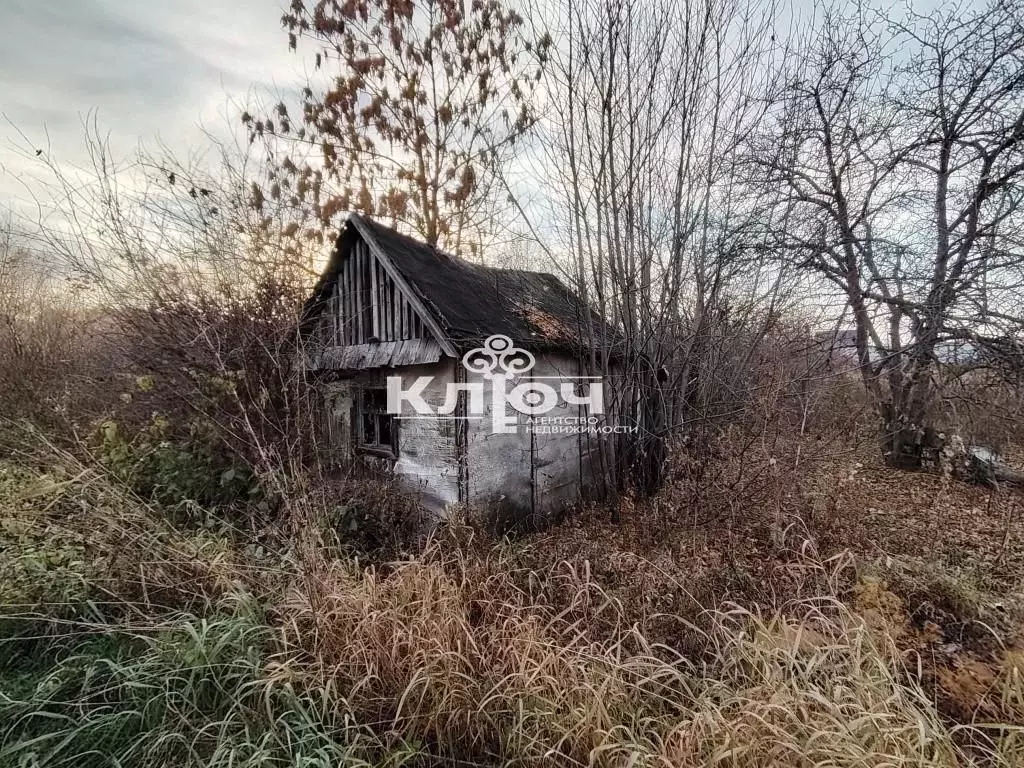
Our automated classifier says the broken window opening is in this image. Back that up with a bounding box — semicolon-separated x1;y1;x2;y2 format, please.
356;387;397;458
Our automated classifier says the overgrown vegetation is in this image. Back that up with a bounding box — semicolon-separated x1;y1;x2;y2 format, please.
3;0;1024;764
3;435;1024;766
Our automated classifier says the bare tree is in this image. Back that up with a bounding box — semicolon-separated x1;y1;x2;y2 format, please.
749;0;1024;468
534;0;790;495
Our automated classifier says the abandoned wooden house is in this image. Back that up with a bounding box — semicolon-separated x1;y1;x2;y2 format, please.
300;214;617;524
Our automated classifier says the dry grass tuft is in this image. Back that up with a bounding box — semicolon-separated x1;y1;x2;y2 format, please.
280;531;1024;766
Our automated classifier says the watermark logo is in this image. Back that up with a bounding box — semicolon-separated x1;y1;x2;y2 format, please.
387;334;611;434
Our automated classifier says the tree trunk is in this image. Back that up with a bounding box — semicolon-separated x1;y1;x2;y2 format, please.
879;403;941;470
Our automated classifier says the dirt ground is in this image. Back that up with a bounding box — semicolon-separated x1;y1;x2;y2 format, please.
519;442;1024;724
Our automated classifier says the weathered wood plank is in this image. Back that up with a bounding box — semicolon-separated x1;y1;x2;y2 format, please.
386;278;395;341
325;229;448;350
357;243;366;342
381;259;389;339
341;256;349;345
362;243;372;340
339;264;347;344
345;255;350;345
370;251;381;340
349;251;356;344
313;339;444;370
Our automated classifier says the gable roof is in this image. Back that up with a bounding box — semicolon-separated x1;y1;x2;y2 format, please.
302;213;618;356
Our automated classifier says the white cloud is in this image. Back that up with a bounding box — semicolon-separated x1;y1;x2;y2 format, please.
0;0;307;218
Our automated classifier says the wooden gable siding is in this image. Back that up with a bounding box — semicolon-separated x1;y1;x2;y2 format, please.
331;238;429;346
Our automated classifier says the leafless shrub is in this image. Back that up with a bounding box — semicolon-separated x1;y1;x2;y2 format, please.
9;123;326;491
939;370;1024;455
0;221;95;436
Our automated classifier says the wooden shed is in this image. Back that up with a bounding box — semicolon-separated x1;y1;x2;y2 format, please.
300;214;618;525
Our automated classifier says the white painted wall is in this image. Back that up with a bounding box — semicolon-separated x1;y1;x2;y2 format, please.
322;352;599;527
463;351;594;527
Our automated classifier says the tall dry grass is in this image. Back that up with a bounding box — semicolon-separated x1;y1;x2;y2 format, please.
280;531;1024;767
3;451;1024;767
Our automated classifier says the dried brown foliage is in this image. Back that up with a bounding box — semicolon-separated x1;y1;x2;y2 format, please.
251;0;550;255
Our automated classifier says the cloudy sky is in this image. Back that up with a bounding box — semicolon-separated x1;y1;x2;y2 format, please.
0;0;304;217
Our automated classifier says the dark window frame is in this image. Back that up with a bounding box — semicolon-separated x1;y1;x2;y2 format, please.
355;387;398;458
